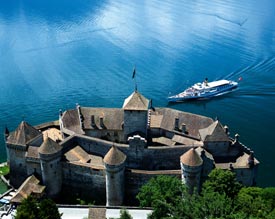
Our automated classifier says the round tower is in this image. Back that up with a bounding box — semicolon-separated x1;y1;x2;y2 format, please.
103;146;126;206
180;148;203;193
38;136;62;198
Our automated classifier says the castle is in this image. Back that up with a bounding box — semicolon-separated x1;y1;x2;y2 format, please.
4;90;259;205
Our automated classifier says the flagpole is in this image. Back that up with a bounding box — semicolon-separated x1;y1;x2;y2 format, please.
132;66;137;91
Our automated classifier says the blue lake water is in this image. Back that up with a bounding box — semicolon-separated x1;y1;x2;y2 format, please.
0;0;274;187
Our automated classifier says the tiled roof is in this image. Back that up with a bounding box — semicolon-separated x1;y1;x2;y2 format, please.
61;109;84;134
7;121;41;146
172;135;203;146
64;146;90;163
151;108;213;138
61;106;213;139
103;146;126;166
234;152;260;168
81;107;124;130
122;91;149;110
38;136;62;155
199;120;230;142
62;108;124;131
152;137;176;146
150;115;163;128
42;128;63;142
180;148;203;167
89;154;104;167
10;175;45;203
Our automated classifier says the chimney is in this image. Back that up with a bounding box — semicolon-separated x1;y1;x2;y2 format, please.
224;125;229;135
100;116;104;128
174;118;179;130
229;163;234;170
91;115;96;127
181;123;186;133
248;151;255;168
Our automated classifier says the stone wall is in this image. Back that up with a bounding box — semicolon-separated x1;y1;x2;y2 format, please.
204;141;230;157
124;145;194;170
65;135;195;171
26;158;42;178
123;110;148;140
7;144;28;188
62;162;106;203
234;166;258;186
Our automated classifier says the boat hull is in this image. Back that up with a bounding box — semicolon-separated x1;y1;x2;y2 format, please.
168;82;238;102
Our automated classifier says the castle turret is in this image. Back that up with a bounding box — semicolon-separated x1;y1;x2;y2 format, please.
103;146;126;206
122;91;149;141
38;136;62;198
5;121;42;187
128;135;147;168
199;120;231;157
180;148;203;193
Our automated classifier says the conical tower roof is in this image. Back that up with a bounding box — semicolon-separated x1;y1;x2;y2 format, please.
7;121;41;145
103;146;126;166
122;91;149;110
180;148;203;167
38;136;62;155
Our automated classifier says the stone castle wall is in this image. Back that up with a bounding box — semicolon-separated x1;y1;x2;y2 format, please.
62;162;106;203
67;135;195;170
7;145;28;188
123;110;148;139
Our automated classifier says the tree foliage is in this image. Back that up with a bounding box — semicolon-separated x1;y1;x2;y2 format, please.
202;168;242;199
136;175;183;219
119;209;133;219
136;169;275;219
15;196;40;219
15;196;62;219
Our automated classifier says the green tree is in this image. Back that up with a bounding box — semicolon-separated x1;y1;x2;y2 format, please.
202;169;242;199
15;196;62;219
39;198;62;219
262;187;275;209
170;189;235;219
15;196;39;219
119;209;133;219
136;169;275;219
236;187;275;219
136;175;183;219
137;175;182;207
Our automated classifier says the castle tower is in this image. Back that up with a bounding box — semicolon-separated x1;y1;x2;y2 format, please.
38;136;62;198
180;148;203;193
122;91;149;141
199;120;231;157
5;121;42;188
103;146;127;206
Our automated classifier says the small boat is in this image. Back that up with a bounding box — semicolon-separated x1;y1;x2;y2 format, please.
168;79;238;102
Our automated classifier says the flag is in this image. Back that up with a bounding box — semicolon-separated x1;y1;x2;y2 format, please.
132;67;136;79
